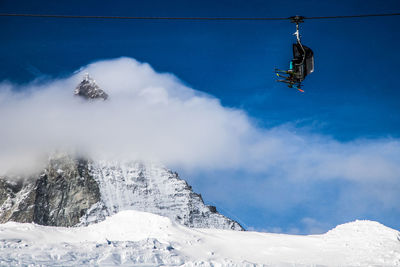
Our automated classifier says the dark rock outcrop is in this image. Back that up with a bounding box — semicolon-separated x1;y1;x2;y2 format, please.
0;155;100;226
0;178;36;223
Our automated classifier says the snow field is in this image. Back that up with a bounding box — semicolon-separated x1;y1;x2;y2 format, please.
0;210;399;266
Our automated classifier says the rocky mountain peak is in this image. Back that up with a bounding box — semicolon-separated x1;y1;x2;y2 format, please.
74;73;109;100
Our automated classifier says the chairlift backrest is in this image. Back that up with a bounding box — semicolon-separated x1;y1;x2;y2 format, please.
292;43;314;77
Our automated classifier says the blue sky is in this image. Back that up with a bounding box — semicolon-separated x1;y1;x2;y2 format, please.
1;0;400;234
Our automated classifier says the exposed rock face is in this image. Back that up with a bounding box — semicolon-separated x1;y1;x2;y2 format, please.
0;155;101;226
74;73;109;100
33;156;101;226
0;157;243;230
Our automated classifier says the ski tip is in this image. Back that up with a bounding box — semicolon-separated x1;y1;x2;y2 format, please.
297;88;305;93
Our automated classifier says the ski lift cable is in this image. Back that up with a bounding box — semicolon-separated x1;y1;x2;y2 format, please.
0;12;399;21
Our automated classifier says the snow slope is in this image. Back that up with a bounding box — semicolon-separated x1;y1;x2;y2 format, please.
0;210;399;266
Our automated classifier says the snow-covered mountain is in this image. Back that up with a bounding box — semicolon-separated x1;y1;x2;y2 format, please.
0;75;242;230
0;155;243;231
0;210;399;266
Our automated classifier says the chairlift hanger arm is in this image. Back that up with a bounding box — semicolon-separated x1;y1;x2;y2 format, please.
289;16;305;43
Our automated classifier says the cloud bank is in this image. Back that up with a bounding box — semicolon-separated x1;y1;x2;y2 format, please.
0;57;399;182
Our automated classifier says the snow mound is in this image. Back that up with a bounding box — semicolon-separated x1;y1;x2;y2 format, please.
326;219;399;242
84;210;178;242
0;211;399;266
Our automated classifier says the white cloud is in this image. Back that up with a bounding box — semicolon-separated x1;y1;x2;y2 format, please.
0;57;399;188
